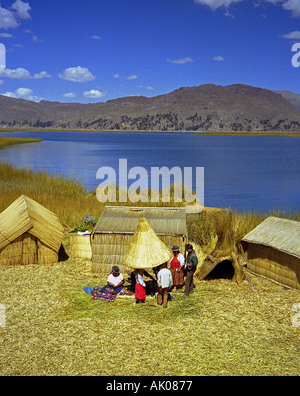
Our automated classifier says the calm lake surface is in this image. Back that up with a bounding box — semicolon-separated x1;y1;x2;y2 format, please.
0;131;299;212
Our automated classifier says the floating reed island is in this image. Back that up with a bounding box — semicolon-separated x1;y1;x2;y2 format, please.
0;163;300;376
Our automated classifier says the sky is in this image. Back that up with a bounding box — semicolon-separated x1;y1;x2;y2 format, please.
0;0;299;103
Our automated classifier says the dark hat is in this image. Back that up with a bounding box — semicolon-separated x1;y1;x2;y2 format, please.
185;243;193;250
171;245;180;252
112;265;120;274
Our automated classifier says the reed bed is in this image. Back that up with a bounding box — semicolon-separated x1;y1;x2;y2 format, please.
0;162;101;229
0;137;42;149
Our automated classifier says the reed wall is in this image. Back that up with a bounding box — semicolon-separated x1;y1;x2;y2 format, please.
0;232;59;266
91;233;187;274
247;243;300;290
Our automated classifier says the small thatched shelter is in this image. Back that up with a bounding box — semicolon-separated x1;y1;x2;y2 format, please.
195;208;245;284
91;206;187;274
123;218;173;269
0;195;64;266
241;216;300;290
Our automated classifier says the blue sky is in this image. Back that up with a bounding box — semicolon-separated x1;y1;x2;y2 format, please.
0;0;299;103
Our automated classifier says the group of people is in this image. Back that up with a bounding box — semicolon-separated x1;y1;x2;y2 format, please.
98;243;198;308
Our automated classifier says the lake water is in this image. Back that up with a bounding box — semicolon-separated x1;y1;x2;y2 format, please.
0;130;299;212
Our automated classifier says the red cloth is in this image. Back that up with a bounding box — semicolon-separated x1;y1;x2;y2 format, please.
170;256;181;269
135;282;146;300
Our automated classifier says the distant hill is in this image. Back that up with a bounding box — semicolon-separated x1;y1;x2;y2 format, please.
274;90;300;112
1;84;300;132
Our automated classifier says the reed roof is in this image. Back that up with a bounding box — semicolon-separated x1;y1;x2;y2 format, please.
93;206;187;237
123;217;173;269
242;216;300;259
0;195;64;252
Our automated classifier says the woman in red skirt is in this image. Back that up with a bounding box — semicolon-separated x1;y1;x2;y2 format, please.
133;269;147;305
169;246;185;291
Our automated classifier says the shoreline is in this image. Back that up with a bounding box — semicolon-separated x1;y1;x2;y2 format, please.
0;127;300;137
0;161;299;219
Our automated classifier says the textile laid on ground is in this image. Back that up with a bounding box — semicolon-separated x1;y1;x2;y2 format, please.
84;285;123;302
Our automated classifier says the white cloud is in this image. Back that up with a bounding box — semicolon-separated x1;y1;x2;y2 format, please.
0;6;19;29
0;1;31;30
0;33;13;38
212;55;225;61
91;35;101;40
283;0;300;17
113;73;120;78
137;85;154;90
58;66;96;83
33;71;52;79
1;87;43;102
194;0;241;10
127;74;138;80
63;92;76;98
83;89;106;99
281;31;300;39
262;0;300;17
32;35;44;43
0;67;30;79
0;67;52;79
11;0;31;20
193;0;300;18
167;57;195;64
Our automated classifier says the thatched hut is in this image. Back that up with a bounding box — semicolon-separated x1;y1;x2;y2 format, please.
241;216;300;290
0;195;64;266
91;206;187;274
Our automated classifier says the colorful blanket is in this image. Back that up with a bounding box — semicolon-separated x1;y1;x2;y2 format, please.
84;285;123;302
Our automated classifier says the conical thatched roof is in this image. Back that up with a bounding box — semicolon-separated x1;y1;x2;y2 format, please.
123;217;173;269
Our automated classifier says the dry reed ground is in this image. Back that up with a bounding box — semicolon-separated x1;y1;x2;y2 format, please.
0;254;299;376
0;162;299;376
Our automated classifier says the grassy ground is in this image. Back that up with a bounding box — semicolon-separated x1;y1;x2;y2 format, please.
0;162;299;376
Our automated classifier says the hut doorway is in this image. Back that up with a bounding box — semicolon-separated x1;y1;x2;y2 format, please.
204;260;235;280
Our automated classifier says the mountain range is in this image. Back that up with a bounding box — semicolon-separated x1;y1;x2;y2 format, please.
1;84;300;132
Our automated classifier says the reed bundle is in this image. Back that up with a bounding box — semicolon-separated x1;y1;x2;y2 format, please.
70;234;92;260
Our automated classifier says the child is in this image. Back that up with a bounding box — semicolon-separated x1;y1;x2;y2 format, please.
133;269;146;305
157;263;173;308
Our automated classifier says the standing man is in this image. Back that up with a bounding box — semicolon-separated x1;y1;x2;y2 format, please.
184;244;198;296
157;262;173;308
